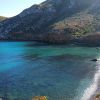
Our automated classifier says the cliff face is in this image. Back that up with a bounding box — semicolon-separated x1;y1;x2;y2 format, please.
0;0;100;45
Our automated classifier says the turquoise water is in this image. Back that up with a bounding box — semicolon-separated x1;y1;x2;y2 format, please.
0;42;99;100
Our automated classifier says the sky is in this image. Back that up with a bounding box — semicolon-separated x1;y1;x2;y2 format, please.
0;0;45;17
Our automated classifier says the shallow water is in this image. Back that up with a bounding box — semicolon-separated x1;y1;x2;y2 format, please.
0;42;99;100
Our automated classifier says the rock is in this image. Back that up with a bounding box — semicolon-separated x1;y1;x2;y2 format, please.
32;96;47;100
91;59;98;61
95;94;100;100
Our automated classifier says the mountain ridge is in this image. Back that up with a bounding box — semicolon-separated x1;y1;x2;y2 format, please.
0;0;100;45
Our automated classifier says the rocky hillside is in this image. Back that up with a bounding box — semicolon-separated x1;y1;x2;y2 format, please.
0;0;100;45
0;16;7;22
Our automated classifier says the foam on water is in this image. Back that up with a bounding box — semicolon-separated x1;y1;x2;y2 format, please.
81;61;100;100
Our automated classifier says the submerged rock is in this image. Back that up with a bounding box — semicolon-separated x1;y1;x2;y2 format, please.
0;97;9;100
32;96;47;100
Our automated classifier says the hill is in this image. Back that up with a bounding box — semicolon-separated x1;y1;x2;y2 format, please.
0;0;100;45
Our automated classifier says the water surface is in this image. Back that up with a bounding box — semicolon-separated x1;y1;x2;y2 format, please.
0;42;99;100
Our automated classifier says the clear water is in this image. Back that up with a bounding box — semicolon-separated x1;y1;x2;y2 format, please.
0;42;99;100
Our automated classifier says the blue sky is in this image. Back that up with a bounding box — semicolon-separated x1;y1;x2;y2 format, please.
0;0;45;17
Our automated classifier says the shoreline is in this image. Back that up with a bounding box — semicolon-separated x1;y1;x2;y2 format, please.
0;40;100;47
81;62;100;100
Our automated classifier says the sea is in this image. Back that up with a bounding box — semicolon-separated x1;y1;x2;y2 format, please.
0;42;99;100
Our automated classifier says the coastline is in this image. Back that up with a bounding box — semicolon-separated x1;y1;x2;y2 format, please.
81;61;100;100
0;39;100;47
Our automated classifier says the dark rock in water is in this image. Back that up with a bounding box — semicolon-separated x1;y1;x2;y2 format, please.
91;59;98;62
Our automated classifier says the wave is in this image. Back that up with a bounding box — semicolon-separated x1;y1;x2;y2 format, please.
81;62;100;100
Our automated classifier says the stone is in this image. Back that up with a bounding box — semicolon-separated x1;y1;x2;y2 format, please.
32;96;47;100
91;59;98;62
